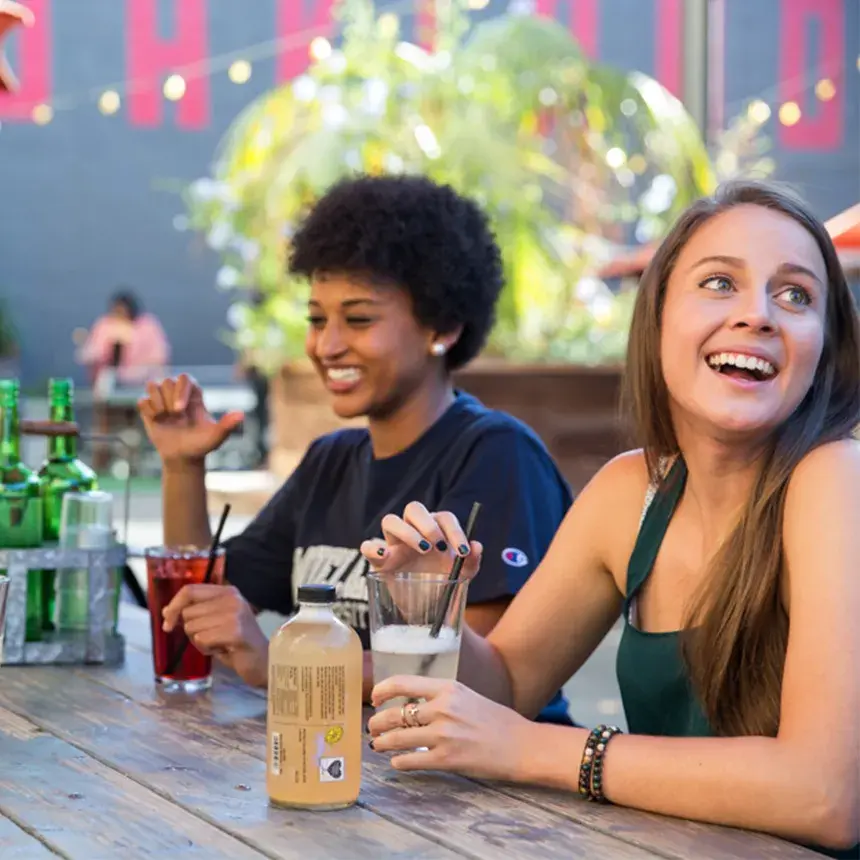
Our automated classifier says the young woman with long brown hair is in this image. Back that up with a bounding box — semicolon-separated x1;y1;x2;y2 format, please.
362;180;860;858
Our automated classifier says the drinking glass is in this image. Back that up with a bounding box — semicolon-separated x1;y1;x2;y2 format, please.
56;491;114;631
144;546;224;693
367;572;470;712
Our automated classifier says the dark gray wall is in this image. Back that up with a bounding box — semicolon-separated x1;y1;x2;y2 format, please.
1;0;857;388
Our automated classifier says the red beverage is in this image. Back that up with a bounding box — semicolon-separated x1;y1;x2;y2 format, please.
144;547;224;693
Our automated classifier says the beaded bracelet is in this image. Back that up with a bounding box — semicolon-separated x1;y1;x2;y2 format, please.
577;725;603;798
589;724;624;803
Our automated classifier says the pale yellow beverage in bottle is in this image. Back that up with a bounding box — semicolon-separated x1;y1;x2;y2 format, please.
266;583;363;810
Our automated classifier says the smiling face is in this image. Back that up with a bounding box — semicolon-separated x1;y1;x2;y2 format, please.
659;204;828;443
305;273;444;420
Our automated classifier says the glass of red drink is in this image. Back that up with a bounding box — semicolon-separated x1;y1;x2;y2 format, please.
144;546;224;693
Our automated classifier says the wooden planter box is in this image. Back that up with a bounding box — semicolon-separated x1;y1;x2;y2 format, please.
270;360;627;493
455;360;626;492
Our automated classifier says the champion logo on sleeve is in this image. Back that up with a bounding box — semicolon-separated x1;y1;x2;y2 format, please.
501;547;529;568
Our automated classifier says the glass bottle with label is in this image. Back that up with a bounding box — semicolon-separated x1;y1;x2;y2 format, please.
267;583;363;810
0;379;43;641
38;378;97;632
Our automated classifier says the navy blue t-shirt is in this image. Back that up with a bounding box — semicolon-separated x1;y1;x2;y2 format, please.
224;391;574;723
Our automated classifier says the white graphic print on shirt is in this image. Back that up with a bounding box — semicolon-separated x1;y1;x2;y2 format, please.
292;544;371;634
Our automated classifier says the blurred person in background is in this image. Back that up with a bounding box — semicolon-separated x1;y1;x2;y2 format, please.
76;289;170;471
75;289;170;394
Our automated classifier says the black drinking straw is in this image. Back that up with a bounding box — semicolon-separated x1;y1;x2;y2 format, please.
165;503;231;676
429;501;482;639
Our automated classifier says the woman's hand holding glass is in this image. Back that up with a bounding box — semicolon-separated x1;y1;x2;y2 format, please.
367;676;538;779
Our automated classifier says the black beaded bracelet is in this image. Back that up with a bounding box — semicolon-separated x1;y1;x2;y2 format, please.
577;726;603;798
589;725;624;803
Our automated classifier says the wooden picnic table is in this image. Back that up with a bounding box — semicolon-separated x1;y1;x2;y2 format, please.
0;605;825;859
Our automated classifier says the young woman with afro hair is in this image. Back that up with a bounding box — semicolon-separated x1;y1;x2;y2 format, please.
138;174;574;724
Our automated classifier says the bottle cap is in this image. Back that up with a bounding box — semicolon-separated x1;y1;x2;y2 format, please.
297;584;337;604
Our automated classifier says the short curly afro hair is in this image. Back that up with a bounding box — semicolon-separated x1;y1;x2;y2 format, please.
289;174;504;371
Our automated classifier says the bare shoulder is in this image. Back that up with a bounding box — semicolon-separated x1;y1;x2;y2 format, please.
572;449;652;590
786;438;860;506
586;448;651;496
782;439;860;608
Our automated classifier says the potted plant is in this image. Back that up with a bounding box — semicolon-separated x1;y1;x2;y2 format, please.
183;0;772;487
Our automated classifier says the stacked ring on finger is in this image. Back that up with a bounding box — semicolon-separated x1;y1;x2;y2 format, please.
406;700;422;727
399;699;423;728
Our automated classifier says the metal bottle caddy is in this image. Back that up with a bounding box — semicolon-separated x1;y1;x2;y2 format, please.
1;420;129;666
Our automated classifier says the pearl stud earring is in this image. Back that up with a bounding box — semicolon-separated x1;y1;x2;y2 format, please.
430;342;447;357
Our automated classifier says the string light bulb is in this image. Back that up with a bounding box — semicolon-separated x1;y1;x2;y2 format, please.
228;60;252;84
778;101;801;126
163;74;186;101
98;90;121;115
31;103;53;125
815;78;836;102
747;100;771;123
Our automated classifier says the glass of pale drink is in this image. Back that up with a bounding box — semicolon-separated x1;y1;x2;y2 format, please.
367;571;470;711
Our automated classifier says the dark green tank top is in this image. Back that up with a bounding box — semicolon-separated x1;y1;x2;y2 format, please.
615;458;858;859
616;458;711;737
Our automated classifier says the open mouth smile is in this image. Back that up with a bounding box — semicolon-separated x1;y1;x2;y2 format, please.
705;351;779;385
323;366;363;394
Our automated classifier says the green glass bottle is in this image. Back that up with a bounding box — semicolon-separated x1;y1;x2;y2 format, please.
0;379;43;641
38;378;97;632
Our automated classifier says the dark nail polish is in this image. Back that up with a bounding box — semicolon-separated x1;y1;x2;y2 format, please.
418;540;431;552
458;544;470;556
435;540;448;553
377;547;386;557
368;739;376;751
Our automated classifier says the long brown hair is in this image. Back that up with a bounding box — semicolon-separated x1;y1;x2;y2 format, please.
621;180;860;736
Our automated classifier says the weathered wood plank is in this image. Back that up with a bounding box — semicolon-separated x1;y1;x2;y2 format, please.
79;650;665;860
0;668;458;860
0;813;62;859
111;611;822;860
358;761;660;860
0;705;44;741
0;704;269;860
482;783;824;860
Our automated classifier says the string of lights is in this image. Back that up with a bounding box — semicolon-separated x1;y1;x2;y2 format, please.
9;0;858;136
22;0;417;125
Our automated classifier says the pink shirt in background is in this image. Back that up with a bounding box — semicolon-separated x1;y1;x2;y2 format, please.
78;312;170;384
